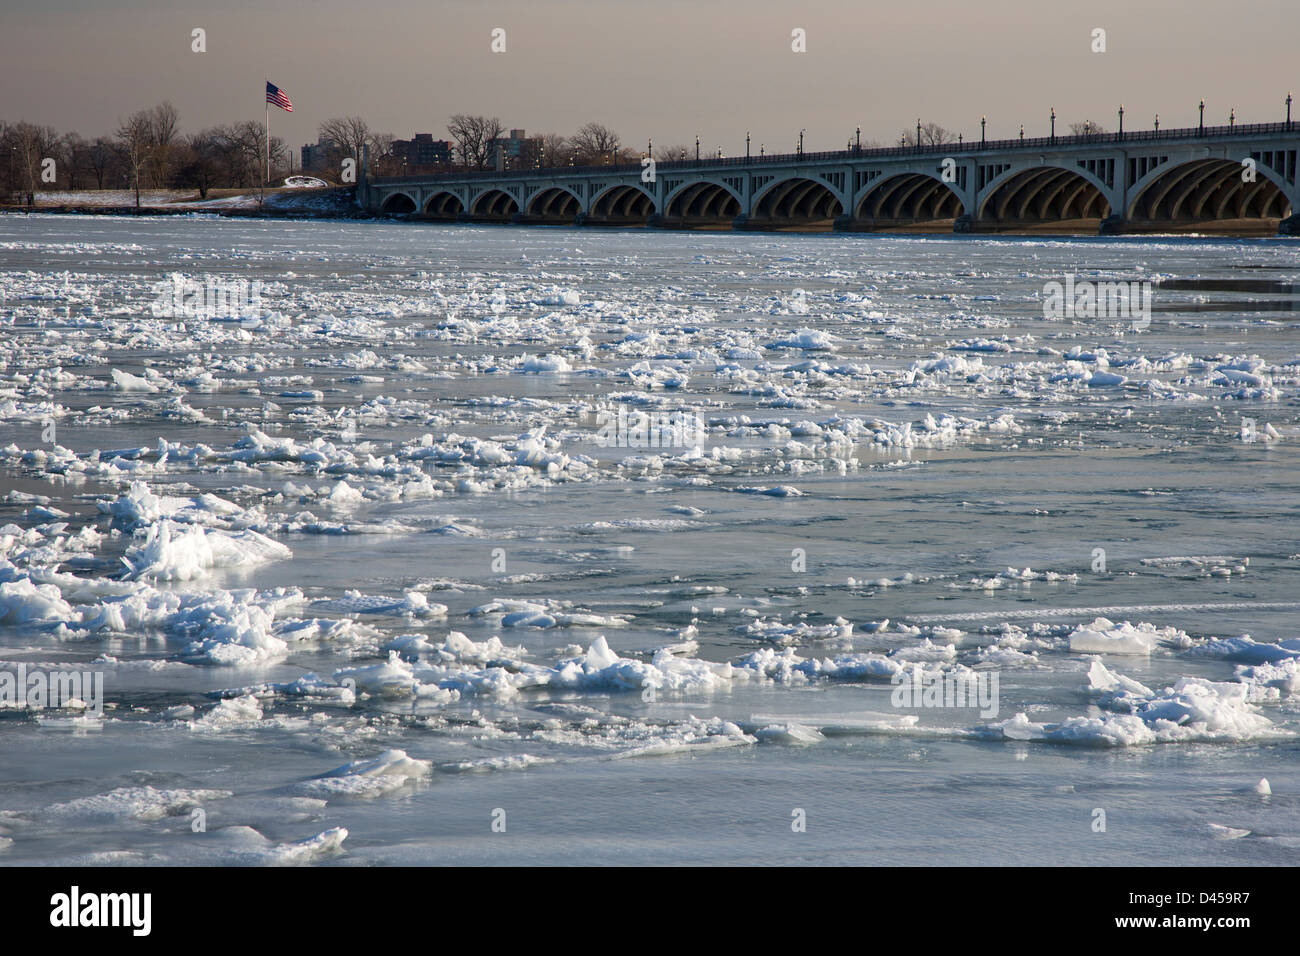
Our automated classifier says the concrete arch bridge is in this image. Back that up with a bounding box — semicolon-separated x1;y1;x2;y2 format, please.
365;123;1300;236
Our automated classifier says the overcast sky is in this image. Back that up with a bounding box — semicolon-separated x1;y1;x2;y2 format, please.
3;0;1298;154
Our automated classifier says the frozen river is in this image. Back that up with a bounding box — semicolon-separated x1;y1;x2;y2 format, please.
0;214;1298;864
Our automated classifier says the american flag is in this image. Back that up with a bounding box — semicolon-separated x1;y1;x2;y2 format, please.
266;81;293;112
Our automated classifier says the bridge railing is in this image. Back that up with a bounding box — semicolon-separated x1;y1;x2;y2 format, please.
370;121;1299;185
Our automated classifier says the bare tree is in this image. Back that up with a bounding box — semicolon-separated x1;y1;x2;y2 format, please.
569;122;620;165
447;114;505;170
89;136;116;189
654;144;693;162
61;132;93;190
317;116;371;169
12;121;60;203
173;130;222;197
369;132;398;175
1069;120;1109;136
217;120;287;186
115;110;152;206
900;123;956;147
145;101;179;186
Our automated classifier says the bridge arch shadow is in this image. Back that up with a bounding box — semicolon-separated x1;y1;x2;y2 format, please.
976;167;1110;232
747;178;843;230
852;173;963;231
469;189;520;222
1126;158;1291;233
524;186;582;224
661;181;742;229
587;184;656;225
380;192;417;215
422;191;464;219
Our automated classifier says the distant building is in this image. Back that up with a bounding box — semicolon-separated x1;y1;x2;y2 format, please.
392;133;453;173
490;129;530;170
301;136;338;173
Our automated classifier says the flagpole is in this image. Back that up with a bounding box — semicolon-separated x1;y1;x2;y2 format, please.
265;77;270;185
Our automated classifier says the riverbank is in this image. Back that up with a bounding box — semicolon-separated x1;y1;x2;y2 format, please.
0;186;367;219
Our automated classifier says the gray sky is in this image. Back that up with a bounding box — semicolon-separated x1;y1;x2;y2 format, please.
3;0;1298;154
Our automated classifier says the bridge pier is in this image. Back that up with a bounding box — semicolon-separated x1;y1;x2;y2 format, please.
1099;215;1129;235
1279;214;1300;236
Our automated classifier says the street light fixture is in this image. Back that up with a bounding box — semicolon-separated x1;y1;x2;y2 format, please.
746;131;751;158
798;128;805;156
1050;107;1056;143
695;135;700;161
1199;98;1205;135
1117;104;1124;140
1288;92;1294;130
980;115;986;148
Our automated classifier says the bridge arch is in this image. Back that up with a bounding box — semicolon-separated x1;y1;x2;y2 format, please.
854;173;964;224
423;191;464;219
525;185;583;222
469;188;520;221
380;191;417;214
750;177;844;228
588;183;656;224
1126;157;1291;225
662;179;743;226
977;165;1111;226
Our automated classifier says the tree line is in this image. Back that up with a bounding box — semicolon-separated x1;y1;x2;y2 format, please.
0;105;654;204
1;102;290;205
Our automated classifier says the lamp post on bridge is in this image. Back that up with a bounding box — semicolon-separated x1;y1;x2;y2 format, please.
1288;92;1294;130
695;135;700;161
1199;99;1205;135
1117;104;1124;141
1155;114;1159;134
856;126;861;154
916;119;922;152
746;131;750;158
1050;107;1056;143
1019;123;1024;143
798;128;805;157
980;115;986;148
1229;107;1235;130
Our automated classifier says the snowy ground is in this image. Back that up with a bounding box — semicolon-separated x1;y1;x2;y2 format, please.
0;214;1298;865
25;188;354;214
